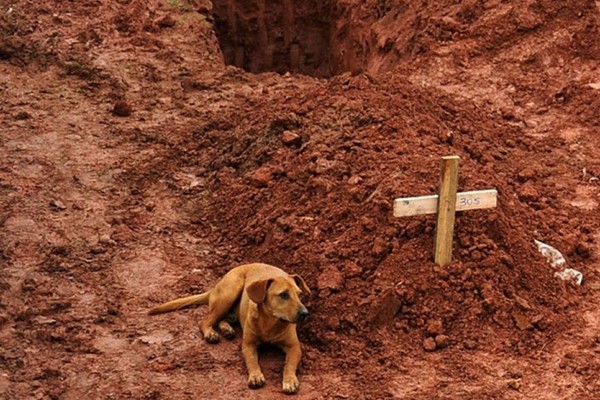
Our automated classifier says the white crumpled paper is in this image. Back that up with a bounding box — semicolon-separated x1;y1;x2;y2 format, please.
534;239;583;285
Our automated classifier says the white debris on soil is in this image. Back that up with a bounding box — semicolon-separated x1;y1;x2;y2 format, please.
534;239;583;285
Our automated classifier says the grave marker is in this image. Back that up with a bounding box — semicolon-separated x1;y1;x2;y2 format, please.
393;156;498;266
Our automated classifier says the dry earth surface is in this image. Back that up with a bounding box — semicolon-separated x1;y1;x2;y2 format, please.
1;0;600;399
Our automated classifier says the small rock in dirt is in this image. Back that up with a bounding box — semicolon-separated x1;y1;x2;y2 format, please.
157;14;176;28
394;319;409;333
112;100;133;117
518;182;540;202
507;378;522;390
423;337;437;352
463;339;477;350
426;319;444;336
247;165;274;188
282;130;302;147
50;199;67;211
517;167;537;182
99;234;115;246
317;266;344;292
368;289;402;326
348;175;362;185
145;201;156;212
434;334;450;349
512;311;533;330
513;295;532;311
314;158;334;174
32;316;57;325
440;16;462;31
530;314;545;328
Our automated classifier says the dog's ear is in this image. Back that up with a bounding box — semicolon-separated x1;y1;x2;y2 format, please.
247;279;273;304
291;274;311;295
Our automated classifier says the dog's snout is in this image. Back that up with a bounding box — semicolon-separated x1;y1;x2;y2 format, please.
297;307;309;322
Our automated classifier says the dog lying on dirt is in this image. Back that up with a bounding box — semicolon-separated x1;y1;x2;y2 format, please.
149;263;311;394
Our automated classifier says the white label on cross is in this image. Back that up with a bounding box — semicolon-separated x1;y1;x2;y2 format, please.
393;189;497;217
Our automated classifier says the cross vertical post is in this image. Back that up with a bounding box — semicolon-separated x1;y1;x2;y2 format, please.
433;156;460;266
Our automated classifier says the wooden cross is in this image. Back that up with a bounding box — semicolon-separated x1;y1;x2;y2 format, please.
393;156;498;266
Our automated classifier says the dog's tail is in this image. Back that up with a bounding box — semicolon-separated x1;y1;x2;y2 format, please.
148;291;210;315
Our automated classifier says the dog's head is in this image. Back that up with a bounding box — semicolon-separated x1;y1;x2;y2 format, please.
247;274;311;324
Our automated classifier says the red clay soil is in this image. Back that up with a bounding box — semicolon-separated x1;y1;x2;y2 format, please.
2;1;600;399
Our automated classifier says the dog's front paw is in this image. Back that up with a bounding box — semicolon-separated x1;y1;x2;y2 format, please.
282;376;299;394
247;372;266;389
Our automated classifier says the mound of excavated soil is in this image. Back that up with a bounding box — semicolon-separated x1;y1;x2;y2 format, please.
1;0;600;399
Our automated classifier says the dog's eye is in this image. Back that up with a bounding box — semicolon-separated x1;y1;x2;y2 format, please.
279;292;290;300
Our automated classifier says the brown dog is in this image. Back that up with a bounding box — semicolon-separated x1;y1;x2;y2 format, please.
149;263;311;394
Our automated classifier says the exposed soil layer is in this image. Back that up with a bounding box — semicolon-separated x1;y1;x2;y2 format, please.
1;0;600;399
213;0;335;77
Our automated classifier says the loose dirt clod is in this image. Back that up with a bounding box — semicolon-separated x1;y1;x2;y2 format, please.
157;14;176;28
426;319;444;337
112;100;132;117
512;312;534;331
507;378;522;391
368;289;402;326
434;334;450;349
423;337;437;352
49;199;67;211
282;130;302;147
317;266;344;292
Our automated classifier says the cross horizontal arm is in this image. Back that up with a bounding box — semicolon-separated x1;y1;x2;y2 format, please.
393;189;497;217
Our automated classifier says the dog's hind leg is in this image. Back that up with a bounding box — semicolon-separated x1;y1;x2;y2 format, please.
217;310;238;339
217;320;236;339
200;274;244;343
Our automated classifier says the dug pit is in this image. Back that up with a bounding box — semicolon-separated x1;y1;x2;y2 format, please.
212;0;341;77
